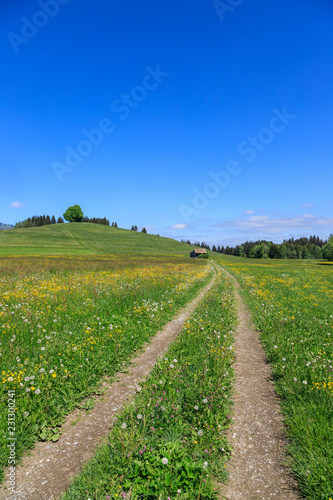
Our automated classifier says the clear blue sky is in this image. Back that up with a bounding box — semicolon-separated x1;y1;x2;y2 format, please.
1;0;333;246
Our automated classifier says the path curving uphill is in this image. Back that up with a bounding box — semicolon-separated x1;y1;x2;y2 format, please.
0;268;216;500
218;265;300;500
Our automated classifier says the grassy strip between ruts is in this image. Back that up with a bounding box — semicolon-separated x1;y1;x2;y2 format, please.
61;265;236;499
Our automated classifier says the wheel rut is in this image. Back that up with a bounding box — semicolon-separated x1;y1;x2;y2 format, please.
218;266;300;500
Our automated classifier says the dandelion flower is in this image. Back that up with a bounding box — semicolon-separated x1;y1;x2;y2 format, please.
23;412;29;417
121;423;127;429
302;381;307;385
169;364;174;368
194;405;199;410
162;457;168;465
137;414;142;420
35;389;41;395
203;461;208;468
198;430;204;436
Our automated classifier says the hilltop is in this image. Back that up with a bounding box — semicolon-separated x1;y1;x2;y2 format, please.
0;223;198;256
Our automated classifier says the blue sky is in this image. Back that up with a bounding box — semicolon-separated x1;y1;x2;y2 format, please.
1;0;333;246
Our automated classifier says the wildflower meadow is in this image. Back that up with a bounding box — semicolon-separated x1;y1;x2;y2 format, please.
0;255;210;483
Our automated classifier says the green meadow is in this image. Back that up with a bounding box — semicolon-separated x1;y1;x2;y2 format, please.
0;223;197;256
1;225;332;498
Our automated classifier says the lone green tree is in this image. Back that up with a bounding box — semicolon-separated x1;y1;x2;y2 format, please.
63;205;83;223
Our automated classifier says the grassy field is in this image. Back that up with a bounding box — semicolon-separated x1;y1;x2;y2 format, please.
61;264;236;499
0;223;199;256
216;255;333;499
0;254;211;483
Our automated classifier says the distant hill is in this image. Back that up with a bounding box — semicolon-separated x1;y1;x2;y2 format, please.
0;223;14;230
0;222;200;256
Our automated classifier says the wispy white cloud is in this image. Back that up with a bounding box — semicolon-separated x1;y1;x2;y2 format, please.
302;203;315;209
244;209;255;215
9;201;25;208
170;223;189;229
214;214;333;235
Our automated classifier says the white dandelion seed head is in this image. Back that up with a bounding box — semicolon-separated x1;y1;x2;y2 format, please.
169;364;174;369
35;389;41;395
162;457;168;465
203;461;208;468
302;380;307;385
121;423;127;429
194;405;199;410
23;411;29;417
137;414;142;420
198;430;204;436
202;399;208;404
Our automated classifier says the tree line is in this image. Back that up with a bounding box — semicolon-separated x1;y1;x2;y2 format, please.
14;215;117;228
182;235;333;260
15;215;63;228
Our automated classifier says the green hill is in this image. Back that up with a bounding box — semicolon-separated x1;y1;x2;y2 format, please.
0;223;197;256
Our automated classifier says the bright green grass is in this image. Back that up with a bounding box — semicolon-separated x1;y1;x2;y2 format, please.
0;223;199;256
61;264;236;500
0;255;210;484
216;255;333;500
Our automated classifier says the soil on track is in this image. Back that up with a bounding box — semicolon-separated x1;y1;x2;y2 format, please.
0;270;216;500
219;267;300;500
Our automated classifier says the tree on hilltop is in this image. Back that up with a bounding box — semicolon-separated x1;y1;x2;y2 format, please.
63;205;83;223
